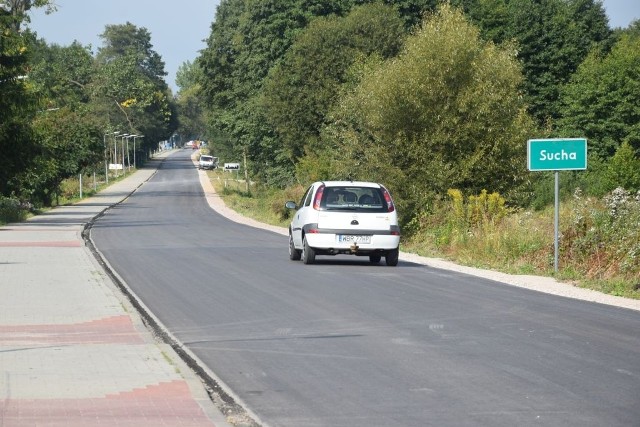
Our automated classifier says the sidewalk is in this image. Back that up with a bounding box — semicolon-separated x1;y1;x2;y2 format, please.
0;151;232;426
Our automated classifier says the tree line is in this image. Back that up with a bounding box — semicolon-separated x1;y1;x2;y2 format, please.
182;0;639;225
1;1;177;208
3;0;639;226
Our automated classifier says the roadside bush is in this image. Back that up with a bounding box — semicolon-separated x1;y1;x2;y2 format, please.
604;142;640;192
0;196;31;224
563;187;640;284
444;189;508;237
57;173;101;204
269;184;305;222
406;189;512;255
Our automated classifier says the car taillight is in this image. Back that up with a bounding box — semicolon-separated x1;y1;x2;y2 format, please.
381;186;395;213
313;185;325;210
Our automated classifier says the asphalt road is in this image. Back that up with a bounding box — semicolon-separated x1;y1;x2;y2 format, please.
91;150;640;427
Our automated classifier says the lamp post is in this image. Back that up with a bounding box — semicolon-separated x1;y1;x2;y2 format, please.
133;135;144;170
103;131;119;183
119;134;130;176
126;135;131;172
103;132;109;184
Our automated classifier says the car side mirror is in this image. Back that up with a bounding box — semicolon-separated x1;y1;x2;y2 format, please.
285;201;297;210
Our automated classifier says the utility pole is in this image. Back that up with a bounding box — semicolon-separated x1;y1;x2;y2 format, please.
243;147;249;194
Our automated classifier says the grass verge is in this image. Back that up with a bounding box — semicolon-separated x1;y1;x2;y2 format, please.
207;173;640;300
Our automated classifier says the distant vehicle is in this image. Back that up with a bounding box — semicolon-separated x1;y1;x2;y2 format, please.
198;155;218;170
285;181;400;266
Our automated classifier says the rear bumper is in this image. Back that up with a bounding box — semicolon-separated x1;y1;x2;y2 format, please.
303;224;400;252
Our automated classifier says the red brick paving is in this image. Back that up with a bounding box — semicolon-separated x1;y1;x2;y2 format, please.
0;316;145;346
0;380;217;426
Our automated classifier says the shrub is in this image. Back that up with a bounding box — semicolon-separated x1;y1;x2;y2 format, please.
562;187;640;284
0;196;31;224
604;142;640;192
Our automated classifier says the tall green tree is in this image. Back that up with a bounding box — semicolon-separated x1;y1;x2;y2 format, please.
198;0;377;183
558;32;640;159
384;0;439;29
97;22;166;83
0;8;37;197
28;39;94;108
18;107;102;205
93;22;175;154
504;0;611;125
454;0;611;126
261;3;405;164
175;60;207;142
0;0;55;30
321;4;536;221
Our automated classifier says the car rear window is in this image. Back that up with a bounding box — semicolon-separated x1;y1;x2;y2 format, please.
320;186;388;213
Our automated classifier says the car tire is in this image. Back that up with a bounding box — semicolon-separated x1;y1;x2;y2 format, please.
289;233;301;261
385;248;399;266
369;254;381;264
302;236;316;265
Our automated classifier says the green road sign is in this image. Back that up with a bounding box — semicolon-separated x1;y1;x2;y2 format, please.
527;138;587;171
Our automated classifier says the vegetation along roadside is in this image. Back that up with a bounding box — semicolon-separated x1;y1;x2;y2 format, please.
207;167;640;300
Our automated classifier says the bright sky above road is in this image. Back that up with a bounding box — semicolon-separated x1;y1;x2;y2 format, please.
28;0;220;93
27;0;639;94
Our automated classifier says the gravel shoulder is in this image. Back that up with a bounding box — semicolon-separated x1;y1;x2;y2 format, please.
198;167;640;313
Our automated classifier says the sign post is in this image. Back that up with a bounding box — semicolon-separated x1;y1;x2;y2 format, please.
527;138;587;272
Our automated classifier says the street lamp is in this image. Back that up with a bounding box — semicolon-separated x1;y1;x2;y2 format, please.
103;131;119;183
132;135;144;170
126;135;131;172
119;134;130;176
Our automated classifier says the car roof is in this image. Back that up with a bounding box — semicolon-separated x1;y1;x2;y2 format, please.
318;181;381;188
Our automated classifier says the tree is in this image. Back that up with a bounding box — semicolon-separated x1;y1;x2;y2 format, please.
453;0;611;125
382;0;439;29
558;32;640;159
320;4;536;221
198;0;378;184
93;22;175;154
261;3;405;163
16;107;102;205
0;0;55;30
451;0;510;42
503;0;611;125
28;39;94;108
175;60;207;142
0;8;38;197
97;22;166;83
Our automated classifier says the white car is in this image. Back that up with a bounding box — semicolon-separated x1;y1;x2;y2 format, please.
198;155;218;170
285;181;400;266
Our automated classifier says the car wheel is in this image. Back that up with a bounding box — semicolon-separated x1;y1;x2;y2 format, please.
385;248;399;266
369;254;381;264
289;233;301;261
302;236;316;265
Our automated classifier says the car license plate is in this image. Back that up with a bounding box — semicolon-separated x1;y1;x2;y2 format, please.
337;235;371;244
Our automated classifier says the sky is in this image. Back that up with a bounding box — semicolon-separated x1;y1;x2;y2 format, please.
28;0;221;93
27;0;640;94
